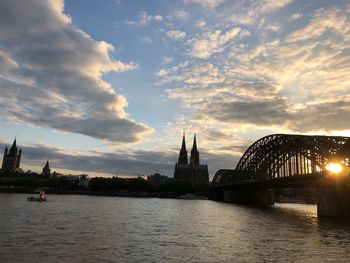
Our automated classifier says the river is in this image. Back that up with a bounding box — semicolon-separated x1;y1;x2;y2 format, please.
1;193;350;262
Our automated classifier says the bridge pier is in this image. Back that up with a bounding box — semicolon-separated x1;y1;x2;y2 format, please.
223;189;274;206
317;177;350;218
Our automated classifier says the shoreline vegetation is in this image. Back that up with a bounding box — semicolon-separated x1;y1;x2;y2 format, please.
0;173;209;199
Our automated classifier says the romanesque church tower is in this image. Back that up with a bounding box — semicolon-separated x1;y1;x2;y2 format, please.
2;139;22;172
42;160;51;176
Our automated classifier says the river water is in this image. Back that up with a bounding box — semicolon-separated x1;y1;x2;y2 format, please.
1;193;350;262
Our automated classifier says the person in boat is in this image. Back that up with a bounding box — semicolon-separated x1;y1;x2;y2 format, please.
27;190;47;201
39;190;45;200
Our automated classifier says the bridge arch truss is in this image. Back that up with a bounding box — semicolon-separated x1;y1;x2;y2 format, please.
213;134;350;185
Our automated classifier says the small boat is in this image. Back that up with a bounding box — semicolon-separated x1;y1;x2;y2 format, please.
27;196;47;202
176;193;208;200
27;190;47;202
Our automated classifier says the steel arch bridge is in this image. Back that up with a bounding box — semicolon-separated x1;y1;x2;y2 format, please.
213;134;350;186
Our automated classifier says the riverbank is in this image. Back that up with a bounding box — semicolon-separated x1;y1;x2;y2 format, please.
0;175;205;198
0;188;316;204
0;188;192;199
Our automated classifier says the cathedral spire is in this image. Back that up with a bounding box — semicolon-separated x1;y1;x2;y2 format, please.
178;133;188;165
190;134;199;165
192;133;197;151
8;138;18;156
181;132;186;151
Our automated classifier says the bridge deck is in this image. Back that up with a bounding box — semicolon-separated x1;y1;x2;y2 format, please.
213;173;322;190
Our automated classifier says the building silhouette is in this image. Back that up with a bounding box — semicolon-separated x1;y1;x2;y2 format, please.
1;139;22;172
147;171;170;185
174;133;209;184
42;160;51;176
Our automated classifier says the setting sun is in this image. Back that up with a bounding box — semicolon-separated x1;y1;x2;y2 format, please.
325;162;343;174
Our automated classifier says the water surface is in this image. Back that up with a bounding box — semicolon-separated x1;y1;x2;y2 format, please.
1;193;350;262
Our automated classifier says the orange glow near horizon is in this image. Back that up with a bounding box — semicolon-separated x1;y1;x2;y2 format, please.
325;162;343;174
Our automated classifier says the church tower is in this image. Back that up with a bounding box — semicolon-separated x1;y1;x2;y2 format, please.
2;147;8;168
1;138;22;171
16;149;22;170
178;133;188;164
190;134;200;165
42;160;51;176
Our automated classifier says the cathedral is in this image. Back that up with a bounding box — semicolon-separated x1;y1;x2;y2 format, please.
174;133;209;184
1;139;22;172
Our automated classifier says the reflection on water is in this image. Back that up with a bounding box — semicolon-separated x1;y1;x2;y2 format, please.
1;193;350;262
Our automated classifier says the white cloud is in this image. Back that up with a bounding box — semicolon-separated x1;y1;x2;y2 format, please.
0;50;18;75
159;61;224;87
183;0;225;9
141;36;152;44
157;69;168;78
254;0;293;14
161;56;174;64
195;20;206;28
125;11;163;26
173;9;191;20
285;7;349;43
188;27;249;59
229;0;293;25
289;13;303;22
0;0;153;143
265;24;281;32
166;30;187;40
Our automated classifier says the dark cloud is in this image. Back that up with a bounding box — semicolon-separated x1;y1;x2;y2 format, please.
205;97;350;133
0;0;152;143
0;140;240;179
202;152;242;175
205;97;291;126
293;100;350;132
1;141;176;177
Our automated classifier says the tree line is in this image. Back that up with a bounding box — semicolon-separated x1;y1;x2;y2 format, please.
0;174;195;193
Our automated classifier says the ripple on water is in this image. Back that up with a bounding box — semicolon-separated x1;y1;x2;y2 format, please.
1;194;350;262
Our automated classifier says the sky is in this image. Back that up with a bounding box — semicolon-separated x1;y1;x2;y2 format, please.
0;0;350;179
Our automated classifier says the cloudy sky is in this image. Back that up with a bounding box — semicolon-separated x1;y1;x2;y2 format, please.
0;0;349;178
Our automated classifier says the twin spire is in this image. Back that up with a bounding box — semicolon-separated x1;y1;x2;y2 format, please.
178;133;200;165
